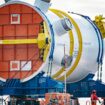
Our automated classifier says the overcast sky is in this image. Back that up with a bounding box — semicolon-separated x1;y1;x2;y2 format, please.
0;0;105;82
52;0;105;19
0;0;105;18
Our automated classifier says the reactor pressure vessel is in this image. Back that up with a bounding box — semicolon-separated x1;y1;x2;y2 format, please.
0;0;104;83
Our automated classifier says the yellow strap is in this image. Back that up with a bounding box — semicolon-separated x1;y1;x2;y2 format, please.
49;9;74;79
50;9;83;81
0;33;47;50
42;22;50;61
49;9;74;78
0;39;38;45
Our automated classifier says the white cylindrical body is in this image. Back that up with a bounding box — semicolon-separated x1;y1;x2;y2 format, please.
43;10;103;83
53;18;72;36
0;1;104;83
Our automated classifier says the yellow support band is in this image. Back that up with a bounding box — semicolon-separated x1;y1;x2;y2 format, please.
0;39;38;45
52;67;64;79
49;9;74;79
50;9;74;78
43;22;49;37
43;44;50;62
43;22;50;61
50;9;82;81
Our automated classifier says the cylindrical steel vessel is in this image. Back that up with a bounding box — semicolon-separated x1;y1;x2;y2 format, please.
45;9;103;83
0;0;104;83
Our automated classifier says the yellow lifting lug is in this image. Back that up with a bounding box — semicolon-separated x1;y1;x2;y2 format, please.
94;15;105;39
38;33;49;49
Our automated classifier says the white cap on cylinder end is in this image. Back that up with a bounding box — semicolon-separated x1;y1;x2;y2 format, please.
61;18;72;31
53;17;72;36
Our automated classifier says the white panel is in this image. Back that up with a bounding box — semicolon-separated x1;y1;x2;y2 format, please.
11;14;20;24
21;61;32;71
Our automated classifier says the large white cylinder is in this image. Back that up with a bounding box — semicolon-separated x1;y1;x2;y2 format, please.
43;9;104;83
0;1;104;83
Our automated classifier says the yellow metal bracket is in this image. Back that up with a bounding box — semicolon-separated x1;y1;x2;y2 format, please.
94;15;105;39
38;33;46;49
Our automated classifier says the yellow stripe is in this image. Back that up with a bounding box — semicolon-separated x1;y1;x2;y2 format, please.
49;9;74;78
50;9;83;81
43;22;50;61
0;39;38;45
50;9;74;78
52;67;64;79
